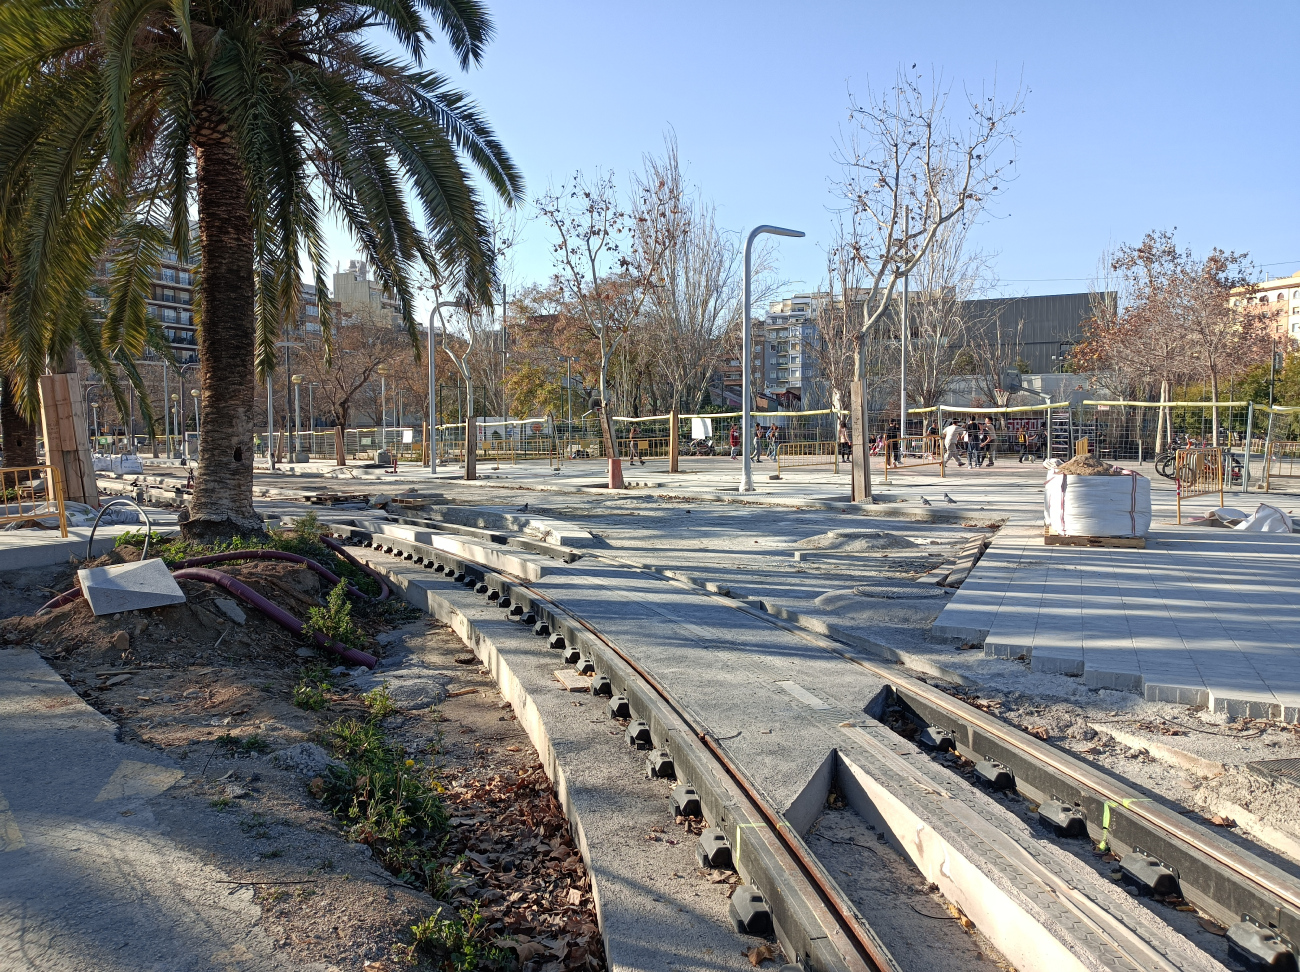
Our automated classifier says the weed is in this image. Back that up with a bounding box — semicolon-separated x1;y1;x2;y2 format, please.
113;530;171;552
210;796;232;810
318;858;334;871
300;661;333;683
216;732;273;755
239;813;272;839
293;678;330;711
258;849;284;860
302;581;365;651
322;717;448;891
361;683;398;720
292;511;328;540
405;904;509;971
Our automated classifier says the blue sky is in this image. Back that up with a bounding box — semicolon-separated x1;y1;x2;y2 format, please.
332;0;1300;320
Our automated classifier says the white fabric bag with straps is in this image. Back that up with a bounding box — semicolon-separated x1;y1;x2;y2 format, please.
1044;469;1151;537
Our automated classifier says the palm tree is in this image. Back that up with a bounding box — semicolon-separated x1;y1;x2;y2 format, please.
0;0;521;540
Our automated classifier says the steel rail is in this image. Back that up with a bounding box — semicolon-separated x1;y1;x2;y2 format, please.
580;546;1300;926
522;585;898;972
337;527;895;972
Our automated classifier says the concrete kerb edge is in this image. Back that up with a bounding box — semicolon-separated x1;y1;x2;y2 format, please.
351;535;866;972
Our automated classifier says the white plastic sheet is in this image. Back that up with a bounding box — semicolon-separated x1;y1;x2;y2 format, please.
1235;503;1294;533
1044;470;1152;537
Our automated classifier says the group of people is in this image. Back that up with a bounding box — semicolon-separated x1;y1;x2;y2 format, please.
727;423;782;461
940;417;997;468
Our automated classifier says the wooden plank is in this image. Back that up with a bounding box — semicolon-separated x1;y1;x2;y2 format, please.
1043;526;1146;549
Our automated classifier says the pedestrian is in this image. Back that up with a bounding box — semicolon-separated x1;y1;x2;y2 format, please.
926;418;940;457
730;424;741;460
838;420;851;462
1016;428;1028;462
886;417;901;467
942;419;964;468
766;423;779;461
964;416;981;467
629;423;644;466
980;418;996;467
752;424;763;463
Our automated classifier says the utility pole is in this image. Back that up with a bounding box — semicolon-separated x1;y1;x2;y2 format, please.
899;205;909;452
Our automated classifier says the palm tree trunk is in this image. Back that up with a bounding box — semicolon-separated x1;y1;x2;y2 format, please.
1;373;38;468
184;103;262;541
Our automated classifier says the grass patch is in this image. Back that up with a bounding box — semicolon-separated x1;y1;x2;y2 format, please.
293;678;330;711
404;904;509;971
215;732;273;755
361;683;398;719
322;717;447;892
210;796;232;810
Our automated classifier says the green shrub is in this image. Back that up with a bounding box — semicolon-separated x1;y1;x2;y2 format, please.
303;580;365;650
293;678;330;711
361;684;398;720
405;904;509;971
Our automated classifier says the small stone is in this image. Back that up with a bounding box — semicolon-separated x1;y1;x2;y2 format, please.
111;631;130;653
103;672;132;687
224;784;250;799
213;598;246;625
296;648;316;658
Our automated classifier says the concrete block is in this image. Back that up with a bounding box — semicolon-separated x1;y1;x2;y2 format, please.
77;558;185;616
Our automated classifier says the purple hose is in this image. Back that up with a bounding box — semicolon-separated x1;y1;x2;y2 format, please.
322;536;390;601
172;550;371;600
171;568;376;668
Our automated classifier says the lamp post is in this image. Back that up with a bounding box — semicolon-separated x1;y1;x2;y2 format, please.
427;301;461;476
291;374;306;462
91;402;100;452
191;388;200;447
377;364;390;463
170;393;179;460
161;360;172;457
742;224;805;492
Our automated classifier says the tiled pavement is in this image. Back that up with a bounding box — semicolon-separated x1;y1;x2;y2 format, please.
934;517;1300;722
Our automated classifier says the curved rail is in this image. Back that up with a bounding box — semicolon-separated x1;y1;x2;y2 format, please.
85;499;152;561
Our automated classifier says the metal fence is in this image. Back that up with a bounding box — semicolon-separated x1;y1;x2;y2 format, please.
1174;447;1224;523
880;435;945;481
0;464;68;537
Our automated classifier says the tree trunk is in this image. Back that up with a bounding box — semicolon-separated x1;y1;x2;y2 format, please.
669;406;679;473
850;335;872;503
598;364;623;489
1210;371;1220;447
184;102;262;541
1;373;38;468
1155;380;1167;454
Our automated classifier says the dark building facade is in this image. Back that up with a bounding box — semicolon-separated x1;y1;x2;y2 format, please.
961;292;1113;374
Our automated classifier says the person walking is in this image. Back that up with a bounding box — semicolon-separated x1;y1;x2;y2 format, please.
838;420;851;462
766;423;779;461
629;423;644;466
964;416;981;467
752;424;764;463
942;418;964;468
729;424;741;460
980;418;996;467
926;418;940;457
885;417;901;467
1016;428;1028;462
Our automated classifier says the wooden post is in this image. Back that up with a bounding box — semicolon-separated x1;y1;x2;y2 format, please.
334;425;346;466
669;407;679;473
38;373;98;507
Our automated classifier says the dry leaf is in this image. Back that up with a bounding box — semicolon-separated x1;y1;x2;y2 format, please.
1027;726;1049;740
1209;814;1236;828
745;943;777;966
1198;917;1227;936
566;888;583;907
307;776;325;799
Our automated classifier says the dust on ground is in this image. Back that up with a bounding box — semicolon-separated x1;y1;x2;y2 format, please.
0;543;606;971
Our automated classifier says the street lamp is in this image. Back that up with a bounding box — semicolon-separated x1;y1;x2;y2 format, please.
742;225;805;492
91;402;100;451
291;374;306;462
377;364;390;463
190;388;201;455
170;393;180;460
428;301;462;476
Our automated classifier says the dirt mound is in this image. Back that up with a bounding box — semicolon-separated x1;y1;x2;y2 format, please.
796;529;919;552
1056;455;1116;476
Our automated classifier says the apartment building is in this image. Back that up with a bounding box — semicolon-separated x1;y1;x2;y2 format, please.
332;259;401;326
759;296;820;408
92;245;199;363
1230;269;1300;340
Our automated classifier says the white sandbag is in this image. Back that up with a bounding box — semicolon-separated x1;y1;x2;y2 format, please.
1044;471;1151;537
1235;503;1294;533
93;454;144;475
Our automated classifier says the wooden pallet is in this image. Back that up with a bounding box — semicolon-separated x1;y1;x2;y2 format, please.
1044;526;1145;548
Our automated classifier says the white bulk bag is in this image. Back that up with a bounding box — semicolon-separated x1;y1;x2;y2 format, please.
1235;503;1294;533
1044;471;1151;538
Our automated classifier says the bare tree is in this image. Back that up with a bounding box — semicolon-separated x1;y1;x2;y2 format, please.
836;67;1023;500
537;171;671;487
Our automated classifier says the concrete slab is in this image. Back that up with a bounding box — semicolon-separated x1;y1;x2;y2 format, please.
77;557;186;615
0;648;295;971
